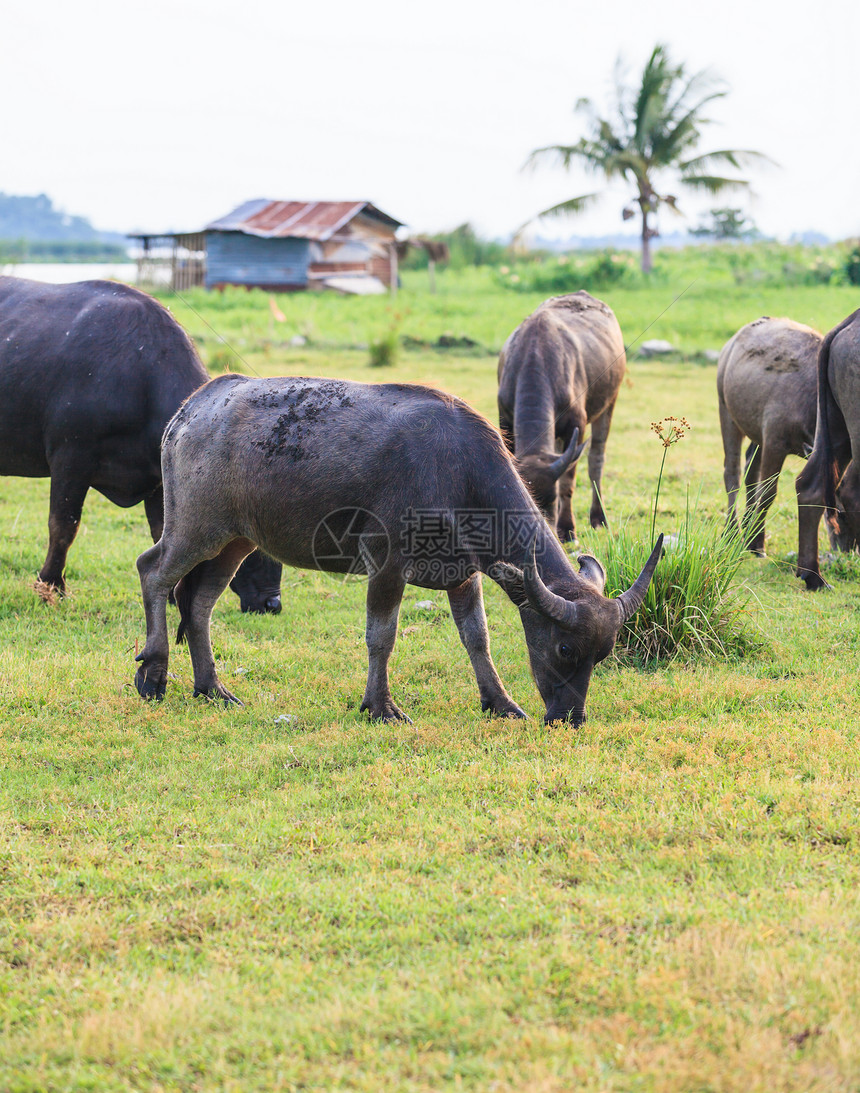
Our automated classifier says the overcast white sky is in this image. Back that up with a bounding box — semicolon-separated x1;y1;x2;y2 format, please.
3;0;858;243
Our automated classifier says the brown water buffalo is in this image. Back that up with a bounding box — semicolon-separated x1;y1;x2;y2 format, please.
497;292;626;542
0;276;281;610
796;308;860;589
717;316;821;554
134;375;662;725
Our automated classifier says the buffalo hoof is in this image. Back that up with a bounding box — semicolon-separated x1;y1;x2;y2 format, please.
193;684;244;706
482;697;528;719
589;514;608;530
360;698;412;724
135;665;166;701
544;711;586;727
559;528;579;546
800;571;831;592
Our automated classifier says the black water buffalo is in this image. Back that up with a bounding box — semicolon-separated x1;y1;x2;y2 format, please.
134;375;661;725
0;276;281;611
497;291;626;542
717;316;821;554
796;308;860;589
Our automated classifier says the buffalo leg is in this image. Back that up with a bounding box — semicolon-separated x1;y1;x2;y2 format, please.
180;538;257;704
742;441;761;515
135;531;239;699
557;460;579;544
143;485;165;543
835;461;860;551
557;415;586;543
795;459;827;590
719;400;744;535
743;444;784;556
587;403;615;528
39;469;92;593
135;538;182;699
498;401;516;455
360;572;409;723
447;575;526;718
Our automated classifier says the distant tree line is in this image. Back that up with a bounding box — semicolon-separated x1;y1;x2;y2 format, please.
0;238;129;263
0;192;129;264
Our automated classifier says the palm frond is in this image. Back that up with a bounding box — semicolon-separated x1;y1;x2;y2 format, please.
649;93;728;162
681;149;778;173
523;141;600;173
679;173;752;195
665;68;726;119
533;194;602;220
512;193;601;245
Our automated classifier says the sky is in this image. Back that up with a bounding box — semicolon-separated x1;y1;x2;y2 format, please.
3;0;858;243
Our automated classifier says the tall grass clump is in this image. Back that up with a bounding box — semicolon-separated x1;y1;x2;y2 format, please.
367;308;405;366
600;513;758;663
367;329;399;367
595;417;761;664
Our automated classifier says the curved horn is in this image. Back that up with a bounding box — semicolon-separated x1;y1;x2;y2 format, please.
548;428;587;481
615;535;664;624
577;553;606;593
522;534;580;628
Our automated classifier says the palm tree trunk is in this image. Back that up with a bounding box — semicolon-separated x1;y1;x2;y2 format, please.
639;202;653;274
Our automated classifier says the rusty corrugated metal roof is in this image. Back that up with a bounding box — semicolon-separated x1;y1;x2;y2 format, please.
205;199;403;241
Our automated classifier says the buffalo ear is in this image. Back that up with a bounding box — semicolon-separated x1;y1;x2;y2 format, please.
489;562;527;606
577;553;606;593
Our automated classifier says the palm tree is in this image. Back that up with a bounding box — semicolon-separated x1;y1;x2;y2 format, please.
525;45;769;272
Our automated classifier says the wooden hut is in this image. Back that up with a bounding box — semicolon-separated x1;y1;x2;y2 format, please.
132;199;404;294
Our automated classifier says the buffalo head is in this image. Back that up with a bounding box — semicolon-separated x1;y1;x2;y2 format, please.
229;551;284;614
515;429;587;538
492;535;662;725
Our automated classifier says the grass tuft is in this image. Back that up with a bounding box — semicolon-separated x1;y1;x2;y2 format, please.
594;515;762;664
367;330;400;367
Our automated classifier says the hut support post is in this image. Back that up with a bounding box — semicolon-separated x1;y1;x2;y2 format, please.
389;242;398;298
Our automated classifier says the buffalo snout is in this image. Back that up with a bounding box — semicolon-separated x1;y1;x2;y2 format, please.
240;592;282;615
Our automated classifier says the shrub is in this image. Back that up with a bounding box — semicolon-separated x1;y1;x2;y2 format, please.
585;416;761;664
843;243;860;286
367;308;407;367
497;250;641;294
367;330;399;367
595;515;759;664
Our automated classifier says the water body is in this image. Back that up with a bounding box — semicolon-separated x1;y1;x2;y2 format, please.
0;262;167;286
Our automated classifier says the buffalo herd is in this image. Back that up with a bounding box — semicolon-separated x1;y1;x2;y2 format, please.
1;273;857;724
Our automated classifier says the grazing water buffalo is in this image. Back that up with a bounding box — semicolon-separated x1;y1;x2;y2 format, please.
0;276;281;611
134;375;662;725
717;316;821;554
497;291;626;542
796;308;860;590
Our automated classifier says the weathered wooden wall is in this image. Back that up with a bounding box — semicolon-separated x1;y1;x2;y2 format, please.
205;233;310;289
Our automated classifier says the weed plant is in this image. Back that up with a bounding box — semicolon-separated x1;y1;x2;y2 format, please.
587;417;760;664
367;329;399;367
596;512;758;664
368;307;407;366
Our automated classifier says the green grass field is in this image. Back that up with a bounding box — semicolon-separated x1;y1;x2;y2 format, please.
2;263;860;1091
